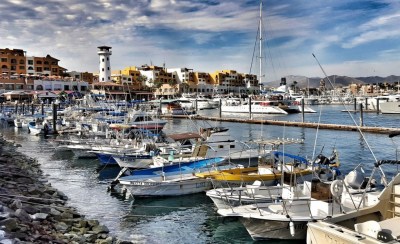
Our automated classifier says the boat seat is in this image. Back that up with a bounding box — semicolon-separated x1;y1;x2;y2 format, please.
378;217;400;241
268;204;283;214
354;220;381;238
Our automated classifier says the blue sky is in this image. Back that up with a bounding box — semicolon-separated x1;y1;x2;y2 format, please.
1;0;400;81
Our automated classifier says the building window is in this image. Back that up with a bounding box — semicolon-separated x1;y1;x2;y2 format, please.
28;66;33;70
102;78;104;81
64;85;70;90
102;68;104;71
102;58;104;62
1;65;8;69
52;68;57;72
1;58;7;62
81;86;87;91
15;85;23;90
36;85;43;90
11;66;16;71
11;59;17;64
19;60;24;64
108;76;110;80
107;67;109;70
19;66;25;69
107;57;109;61
36;67;42;72
36;61;42;64
28;60;33;65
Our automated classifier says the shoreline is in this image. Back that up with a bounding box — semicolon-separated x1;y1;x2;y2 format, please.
0;136;130;244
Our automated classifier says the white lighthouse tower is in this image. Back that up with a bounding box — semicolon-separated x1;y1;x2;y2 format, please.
97;46;112;82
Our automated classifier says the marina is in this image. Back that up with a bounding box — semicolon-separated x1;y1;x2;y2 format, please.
0;101;399;243
2;1;400;243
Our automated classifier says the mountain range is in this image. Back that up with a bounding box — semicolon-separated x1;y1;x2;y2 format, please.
263;75;400;89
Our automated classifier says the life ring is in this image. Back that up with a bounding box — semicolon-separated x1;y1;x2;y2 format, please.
330;180;344;198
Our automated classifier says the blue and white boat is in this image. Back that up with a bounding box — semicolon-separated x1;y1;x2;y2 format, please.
27;115;53;135
114;157;227;197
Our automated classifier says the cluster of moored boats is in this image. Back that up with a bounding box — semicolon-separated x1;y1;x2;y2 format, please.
3;93;400;243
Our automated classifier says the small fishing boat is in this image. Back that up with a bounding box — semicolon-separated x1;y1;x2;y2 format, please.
196;141;315;187
27;116;53;135
111;157;227;197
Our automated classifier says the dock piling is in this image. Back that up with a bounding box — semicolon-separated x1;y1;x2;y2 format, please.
301;98;305;123
249;97;252;119
377;98;380;114
354;98;357;112
360;103;364;126
219;99;222;118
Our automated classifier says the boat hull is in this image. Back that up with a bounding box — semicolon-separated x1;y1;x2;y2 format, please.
221;105;288;114
240;217;308;240
120;177;212;197
380;101;400;114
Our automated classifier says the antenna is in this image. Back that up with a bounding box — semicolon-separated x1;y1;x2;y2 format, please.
312;53;388;186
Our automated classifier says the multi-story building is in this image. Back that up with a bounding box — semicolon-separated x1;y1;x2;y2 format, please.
67;71;94;84
1;48;66;78
137;65;178;97
0;48;26;78
191;72;213;95
81;72;94;84
33;55;65;76
209;70;259;94
167;68;195;94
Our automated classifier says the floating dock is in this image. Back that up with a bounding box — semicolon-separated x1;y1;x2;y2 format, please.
161;114;400;135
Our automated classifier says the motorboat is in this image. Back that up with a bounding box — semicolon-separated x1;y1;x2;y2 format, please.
307;160;400;244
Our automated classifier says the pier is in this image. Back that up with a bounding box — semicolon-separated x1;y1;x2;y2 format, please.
161;114;400;135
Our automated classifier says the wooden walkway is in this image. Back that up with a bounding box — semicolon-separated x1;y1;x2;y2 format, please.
161;114;400;135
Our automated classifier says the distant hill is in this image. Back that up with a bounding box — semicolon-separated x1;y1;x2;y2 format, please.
263;75;400;88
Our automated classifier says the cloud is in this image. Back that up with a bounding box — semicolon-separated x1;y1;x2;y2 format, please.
0;0;399;80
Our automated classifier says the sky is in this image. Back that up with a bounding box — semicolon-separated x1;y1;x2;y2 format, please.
1;0;400;82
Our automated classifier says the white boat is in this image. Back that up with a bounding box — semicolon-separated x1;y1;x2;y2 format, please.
119;175;211;197
115;157;227;197
28;119;52;135
206;150;340;209
221;100;288;114
217;171;379;240
13;117;23;128
307;162;400;244
380;100;400;114
298;105;317;113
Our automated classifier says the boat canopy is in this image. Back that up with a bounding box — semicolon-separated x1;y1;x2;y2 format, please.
273;151;309;165
167;132;202;141
375;160;400;166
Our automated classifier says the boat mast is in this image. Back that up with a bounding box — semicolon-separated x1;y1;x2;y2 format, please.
259;0;263;92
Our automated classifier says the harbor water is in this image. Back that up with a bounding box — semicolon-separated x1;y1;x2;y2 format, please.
1;105;400;243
